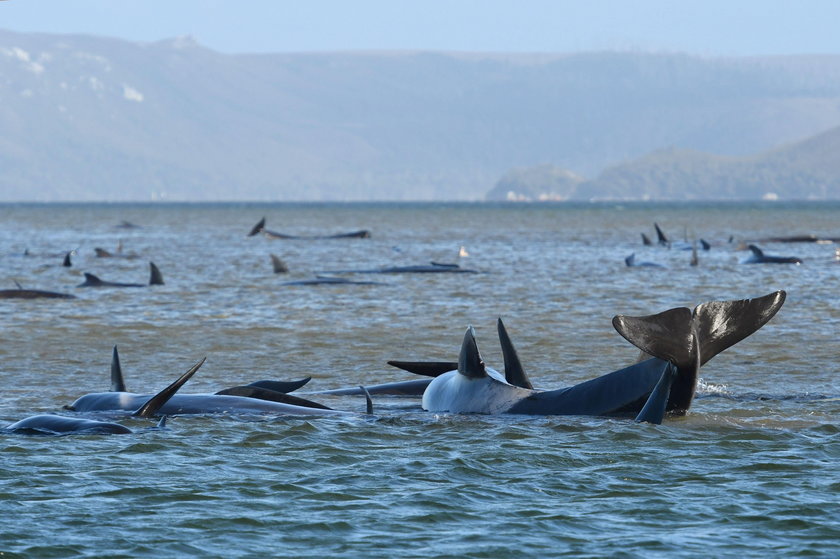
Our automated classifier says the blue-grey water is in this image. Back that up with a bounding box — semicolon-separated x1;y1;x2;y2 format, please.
1;201;838;558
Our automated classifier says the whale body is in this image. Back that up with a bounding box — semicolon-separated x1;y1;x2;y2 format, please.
403;291;786;424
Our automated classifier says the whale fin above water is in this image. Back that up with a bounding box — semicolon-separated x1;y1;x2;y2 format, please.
111;345;127;392
634;362;681;424
132;357;206;418
692;290;786;366
654;223;670;246
215;386;332;410
149;262;164;285
248;217;266;237
458;326;487;379
79;272;105;287
613;290;785;414
245;378;312;393
497;318;533;389
386;361;459;377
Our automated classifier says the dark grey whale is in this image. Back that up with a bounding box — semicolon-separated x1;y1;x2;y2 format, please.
65;346;364;417
743;244;803;264
4;357;204;435
0;282;77;299
78;262;164;287
248;217;370;239
387;291;785;424
319;262;478;274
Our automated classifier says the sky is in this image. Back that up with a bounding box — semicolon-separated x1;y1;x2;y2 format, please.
2;0;840;56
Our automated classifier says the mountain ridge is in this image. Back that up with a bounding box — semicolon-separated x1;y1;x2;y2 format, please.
4;29;840;201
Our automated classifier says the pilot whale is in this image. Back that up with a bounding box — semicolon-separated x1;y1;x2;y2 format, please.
248;217;370;240
78;262;165;287
4;357;204;435
64;346;366;417
393;291;785;424
743;245;803;264
0;281;76;299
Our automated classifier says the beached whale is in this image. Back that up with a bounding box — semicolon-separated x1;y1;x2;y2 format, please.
743;245;803;264
624;253;664;268
319;262;479;274
4;357;204;435
64;346;366;416
0;282;77;299
78;262;164;287
248;217;370;240
387;291;785;424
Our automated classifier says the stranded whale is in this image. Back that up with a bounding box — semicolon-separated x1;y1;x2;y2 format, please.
389;291;785;424
743;245;803;264
78;262;164;287
248;217;370;240
64;346;366;417
0;281;76;299
4;357;204;435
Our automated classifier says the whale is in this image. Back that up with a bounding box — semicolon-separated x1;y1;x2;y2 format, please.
389;291;785;424
651;223;710;251
248;217;370;240
743;244;803;264
0;282;77;299
64;346;366;417
4;357;204;435
78;262;164;287
319;262;479;274
625;253;664;268
280;275;387;286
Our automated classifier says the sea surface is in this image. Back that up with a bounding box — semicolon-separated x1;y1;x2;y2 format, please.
0;201;838;558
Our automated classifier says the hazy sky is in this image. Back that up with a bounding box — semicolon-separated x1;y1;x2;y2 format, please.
2;0;840;56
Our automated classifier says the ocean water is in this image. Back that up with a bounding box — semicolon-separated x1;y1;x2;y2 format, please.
0;201;838;558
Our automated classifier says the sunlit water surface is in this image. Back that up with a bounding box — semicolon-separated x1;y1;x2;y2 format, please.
1;202;838;557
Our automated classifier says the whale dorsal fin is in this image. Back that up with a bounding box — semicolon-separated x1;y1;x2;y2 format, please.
654;223;669;246
63;252;72;267
641;233;652;246
270;254;289;274
625;253;636;267
248;217;266;237
149;262;164;285
81;273;104;286
692;290;785;366
111;345;127;392
133;357;205;418
458;326;487;379
497;318;533;389
748;244;764;257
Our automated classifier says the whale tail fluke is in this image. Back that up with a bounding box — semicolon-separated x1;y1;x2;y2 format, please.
149;262;164;285
613;290;785;414
691;290;786;366
133;357;206;418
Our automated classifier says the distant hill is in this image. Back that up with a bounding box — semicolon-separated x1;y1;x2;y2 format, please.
490;125;840;200
5;29;840;201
